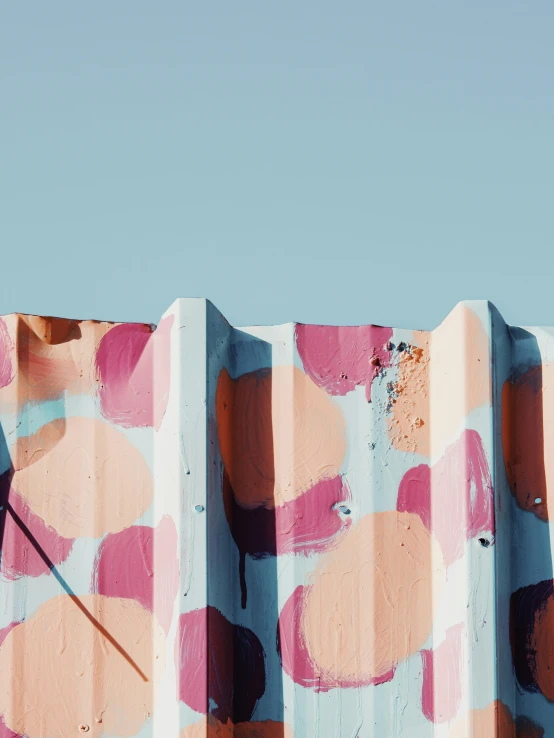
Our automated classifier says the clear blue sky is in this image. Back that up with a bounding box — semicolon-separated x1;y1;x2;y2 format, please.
1;2;552;330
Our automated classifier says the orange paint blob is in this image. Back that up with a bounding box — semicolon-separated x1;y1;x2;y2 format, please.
301;511;445;683
12;417;153;538
388;332;430;455
389;304;490;457
0;595;165;738
181;716;293;738
216;365;346;509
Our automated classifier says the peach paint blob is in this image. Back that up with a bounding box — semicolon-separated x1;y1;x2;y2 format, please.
298;511;445;684
216;365;346;509
0;594;165;738
389;304;490;456
277;584;395;691
11;416;153;538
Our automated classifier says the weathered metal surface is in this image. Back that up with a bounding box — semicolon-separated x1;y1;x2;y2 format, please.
0;300;550;737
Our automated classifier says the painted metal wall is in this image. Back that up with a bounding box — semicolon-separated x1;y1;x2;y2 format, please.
0;300;549;737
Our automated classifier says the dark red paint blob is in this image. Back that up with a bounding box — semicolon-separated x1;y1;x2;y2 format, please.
510;579;554;695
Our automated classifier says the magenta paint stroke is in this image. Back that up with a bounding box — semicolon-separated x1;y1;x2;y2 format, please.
92;515;179;634
0;318;13;389
223;473;352;609
175;606;266;724
420;623;464;723
277;585;394;692
95;315;174;429
397;429;494;568
295;324;393;401
0;475;74;580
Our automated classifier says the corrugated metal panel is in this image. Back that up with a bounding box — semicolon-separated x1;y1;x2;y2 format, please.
0;300;549;737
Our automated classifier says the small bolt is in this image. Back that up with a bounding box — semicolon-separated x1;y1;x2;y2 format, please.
79;725;90;733
535;497;542;505
194;504;205;513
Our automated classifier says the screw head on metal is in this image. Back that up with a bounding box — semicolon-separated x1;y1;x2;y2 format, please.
79;725;90;733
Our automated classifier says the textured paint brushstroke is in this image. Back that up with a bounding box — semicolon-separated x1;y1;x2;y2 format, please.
295;324;393;401
389;304;490;456
279;512;444;688
0;594;165;738
0;314;113;407
175;606;265;724
95;315;173;430
0;318;14;389
11;417;153;538
223;472;352;557
502;364;551;521
180;716;293;738
92;515;179;633
449;701;543;738
0;474;74;580
420;623;464;723
223;471;352;607
216;365;346;509
397;429;494;567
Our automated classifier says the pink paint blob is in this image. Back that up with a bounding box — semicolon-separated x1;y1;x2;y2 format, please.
0;485;74;580
277;585;394;691
397;429;494;567
275;476;352;555
420;623;464;723
0;318;13;389
92;516;179;634
224;474;352;558
295;324;393;401
95;315;173;429
175;606;265;724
